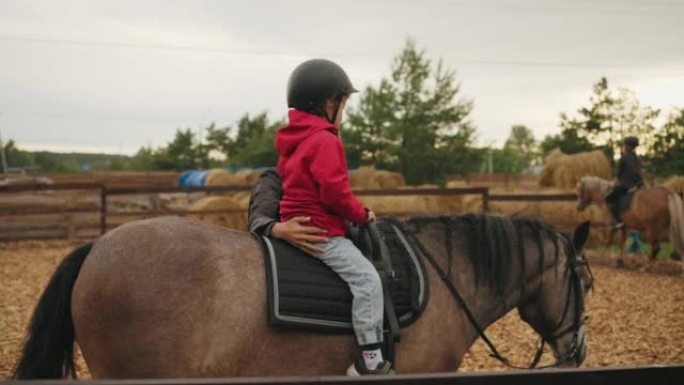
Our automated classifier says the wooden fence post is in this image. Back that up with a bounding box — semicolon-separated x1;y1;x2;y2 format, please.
100;185;107;235
482;188;490;213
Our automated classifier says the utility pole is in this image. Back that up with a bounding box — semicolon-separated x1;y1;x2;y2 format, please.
0;113;7;174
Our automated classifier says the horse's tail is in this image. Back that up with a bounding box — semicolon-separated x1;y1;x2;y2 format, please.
12;242;93;379
668;193;684;258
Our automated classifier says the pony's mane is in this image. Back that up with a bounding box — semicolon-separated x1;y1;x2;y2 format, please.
580;175;612;193
405;214;570;294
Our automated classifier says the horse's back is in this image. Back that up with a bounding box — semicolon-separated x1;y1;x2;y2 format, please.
72;217;265;377
632;186;671;223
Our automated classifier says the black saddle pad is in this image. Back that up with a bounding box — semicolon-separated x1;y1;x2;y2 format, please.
257;217;429;332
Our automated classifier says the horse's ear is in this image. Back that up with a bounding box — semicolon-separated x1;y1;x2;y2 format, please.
573;221;591;252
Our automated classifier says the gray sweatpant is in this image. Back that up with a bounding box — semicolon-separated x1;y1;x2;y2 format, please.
317;236;384;346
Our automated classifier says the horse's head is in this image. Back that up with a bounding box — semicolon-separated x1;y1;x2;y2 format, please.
517;221;593;367
576;178;592;211
576;176;609;211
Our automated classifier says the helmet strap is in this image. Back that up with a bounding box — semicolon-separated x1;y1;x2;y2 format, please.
327;96;343;124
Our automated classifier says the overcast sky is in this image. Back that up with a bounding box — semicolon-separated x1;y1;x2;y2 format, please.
1;0;682;155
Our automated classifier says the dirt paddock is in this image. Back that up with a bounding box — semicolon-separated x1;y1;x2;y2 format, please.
1;240;683;378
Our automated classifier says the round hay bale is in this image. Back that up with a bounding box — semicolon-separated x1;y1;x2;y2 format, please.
545;148;565;164
349;166;381;189
375;170;406;189
233;191;253;207
539;149;611;189
205;169;240;186
242;170;264;185
349;166;405;190
205;169;260;187
187;196;247;231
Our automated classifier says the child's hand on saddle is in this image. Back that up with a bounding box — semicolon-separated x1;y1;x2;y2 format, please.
272;216;328;256
367;209;377;223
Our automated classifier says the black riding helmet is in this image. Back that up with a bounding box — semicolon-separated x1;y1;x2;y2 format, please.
622;136;639;148
287;59;358;122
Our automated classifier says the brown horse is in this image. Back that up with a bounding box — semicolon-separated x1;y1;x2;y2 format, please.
13;214;593;379
576;176;684;261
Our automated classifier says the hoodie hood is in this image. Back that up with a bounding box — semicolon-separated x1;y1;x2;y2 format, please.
276;109;339;156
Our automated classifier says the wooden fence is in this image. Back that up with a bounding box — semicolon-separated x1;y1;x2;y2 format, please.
0;183;580;241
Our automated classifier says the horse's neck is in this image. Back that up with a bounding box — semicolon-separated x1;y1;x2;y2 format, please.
412;222;544;342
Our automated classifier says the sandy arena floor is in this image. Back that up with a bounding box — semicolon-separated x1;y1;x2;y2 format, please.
1;240;683;378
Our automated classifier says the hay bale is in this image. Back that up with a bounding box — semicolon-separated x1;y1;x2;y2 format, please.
539;149;611;189
187;196;248;231
359;195;435;216
204;169;259;186
233;170;262;185
349;166;405;190
205;169;238;186
376;170;406;189
663;176;684;196
349;166;378;189
544;148;565;164
358;184;462;216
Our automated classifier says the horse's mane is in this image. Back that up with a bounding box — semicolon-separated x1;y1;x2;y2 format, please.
580;175;612;194
405;214;571;295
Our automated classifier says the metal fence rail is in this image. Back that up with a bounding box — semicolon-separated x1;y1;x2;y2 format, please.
5;365;683;385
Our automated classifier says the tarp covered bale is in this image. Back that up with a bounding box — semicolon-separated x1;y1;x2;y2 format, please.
539;149;612;189
177;170;208;187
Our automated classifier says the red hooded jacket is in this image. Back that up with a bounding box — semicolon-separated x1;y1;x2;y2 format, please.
276;109;367;236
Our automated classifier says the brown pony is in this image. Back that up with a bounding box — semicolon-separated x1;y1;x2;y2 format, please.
13;214;593;379
576;176;684;261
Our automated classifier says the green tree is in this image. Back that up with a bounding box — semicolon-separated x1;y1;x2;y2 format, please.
345;38;478;184
204;123;233;160
504;125;536;172
130;146;158;170
3;140;33;168
647;108;684;176
343;79;398;169
32;152;79;172
489;147;522;173
539;128;594;158
228;112;283;168
154;129;203;170
132;129;208;171
560;77;660;161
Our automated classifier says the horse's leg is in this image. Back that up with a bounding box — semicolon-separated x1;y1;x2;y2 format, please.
672;251;682;261
618;227;627;264
644;227;660;261
650;241;660;261
605;227;615;257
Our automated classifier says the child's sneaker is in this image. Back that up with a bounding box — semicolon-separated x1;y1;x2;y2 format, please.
346;357;394;376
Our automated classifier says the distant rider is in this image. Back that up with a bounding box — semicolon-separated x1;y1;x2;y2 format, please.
605;136;644;228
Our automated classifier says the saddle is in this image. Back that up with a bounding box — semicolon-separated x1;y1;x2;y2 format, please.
611;186;640;215
256;217;429;360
